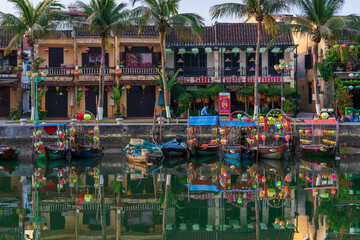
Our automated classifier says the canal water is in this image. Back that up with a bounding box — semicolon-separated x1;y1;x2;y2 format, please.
0;151;359;240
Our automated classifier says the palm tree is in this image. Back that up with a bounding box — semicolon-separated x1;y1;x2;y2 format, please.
210;0;289;119
283;0;355;115
77;0;129;120
1;0;63;121
131;0;204;119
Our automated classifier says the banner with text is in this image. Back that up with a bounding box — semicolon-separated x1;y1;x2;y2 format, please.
177;76;282;84
219;92;231;115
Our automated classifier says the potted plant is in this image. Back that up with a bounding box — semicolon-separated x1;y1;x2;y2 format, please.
178;93;192;118
284;100;296;117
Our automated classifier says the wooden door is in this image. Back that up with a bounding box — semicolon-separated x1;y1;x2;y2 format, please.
0;87;10;117
127;86;155;117
49;48;64;67
45;87;68;117
85;86;108;117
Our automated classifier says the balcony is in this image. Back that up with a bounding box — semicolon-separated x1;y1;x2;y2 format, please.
80;67;113;75
220;67;291;77
39;67;72;75
120;67;158;75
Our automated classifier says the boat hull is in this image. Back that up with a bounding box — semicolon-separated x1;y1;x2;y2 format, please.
257;145;285;160
300;145;334;159
70;145;103;159
0;145;20;160
190;145;219;156
161;147;187;158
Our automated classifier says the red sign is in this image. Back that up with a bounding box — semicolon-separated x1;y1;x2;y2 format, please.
177;76;282;84
219;92;231;115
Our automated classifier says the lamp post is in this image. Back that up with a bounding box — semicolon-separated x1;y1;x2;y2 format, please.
27;71;47;125
274;59;292;111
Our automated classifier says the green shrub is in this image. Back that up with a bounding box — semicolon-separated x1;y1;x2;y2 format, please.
284;100;296;114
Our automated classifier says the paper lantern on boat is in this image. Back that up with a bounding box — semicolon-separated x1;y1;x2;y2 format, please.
275;135;279;140
221;138;228;145
331;189;336;194
259;116;264;121
229;116;233;121
246;118;251;123
268;117;275;125
84;194;92;202
278;115;283;121
94;126;99;133
237;113;242;119
78;113;84;121
321;112;329;119
212;127;218;134
88;130;94;135
188;139;195;145
211;139;218;145
285;135;291;141
332;174;336;180
219;128;226;135
314;118;318;122
84;113;91;120
262;135;266;141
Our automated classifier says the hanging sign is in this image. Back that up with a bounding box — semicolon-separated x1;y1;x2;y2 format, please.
219;92;231;115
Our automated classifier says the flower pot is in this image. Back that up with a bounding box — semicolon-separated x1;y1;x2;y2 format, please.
116;118;123;125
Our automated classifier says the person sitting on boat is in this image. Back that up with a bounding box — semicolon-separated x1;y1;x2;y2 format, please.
201;105;211;116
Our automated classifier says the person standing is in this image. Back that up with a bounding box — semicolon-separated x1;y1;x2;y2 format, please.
201;105;210;116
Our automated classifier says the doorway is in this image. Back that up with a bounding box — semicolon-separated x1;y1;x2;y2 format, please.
0;86;10;117
85;86;108;117
127;86;155;118
45;87;68;118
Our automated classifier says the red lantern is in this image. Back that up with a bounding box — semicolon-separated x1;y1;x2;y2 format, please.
44;48;49;52
85;88;90;92
127;46;132;51
85;47;90;52
331;189;336;194
105;88;109;92
78;113;84;121
148;46;153;51
37;88;41;91
115;71;121;77
64;48;69;52
341;44;346;49
65;88;70;92
75;72;80;77
105;49;108;52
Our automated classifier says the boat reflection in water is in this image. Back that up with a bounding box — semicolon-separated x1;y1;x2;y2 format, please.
0;152;359;240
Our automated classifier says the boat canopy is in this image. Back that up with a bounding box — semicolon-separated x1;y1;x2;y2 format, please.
30;123;69;129
186;184;219;192
300;119;337;125
220;120;255;127
187;116;219;126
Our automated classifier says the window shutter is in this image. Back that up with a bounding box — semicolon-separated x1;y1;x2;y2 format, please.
105;53;109;67
82;53;88;67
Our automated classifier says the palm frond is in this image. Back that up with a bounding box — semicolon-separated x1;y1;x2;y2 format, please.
210;3;246;20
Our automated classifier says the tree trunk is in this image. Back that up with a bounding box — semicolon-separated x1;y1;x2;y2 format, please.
313;42;321;114
253;20;261;120
98;37;106;120
30;45;35;121
159;31;171;118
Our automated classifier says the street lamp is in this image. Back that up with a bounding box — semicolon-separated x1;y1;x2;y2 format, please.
27;71;47;125
274;59;292;110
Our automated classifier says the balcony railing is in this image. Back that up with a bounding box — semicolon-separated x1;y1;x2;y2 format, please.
40;67;72;75
167;68;215;77
80;67;112;74
219;67;291;77
121;67;158;75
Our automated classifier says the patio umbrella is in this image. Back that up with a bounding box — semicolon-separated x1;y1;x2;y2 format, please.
158;90;165;106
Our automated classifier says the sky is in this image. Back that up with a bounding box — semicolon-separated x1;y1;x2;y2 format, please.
1;0;360;25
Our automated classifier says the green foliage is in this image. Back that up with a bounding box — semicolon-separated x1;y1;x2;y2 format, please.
190;109;198;116
39;110;47;120
154;69;180;92
38;87;48;109
178;93;193;112
194;87;210;99
336;83;353;114
267;85;281;96
207;83;225;96
111;86;124;116
171;83;186;99
284;87;302;100
75;90;83;103
260;108;271;116
113;181;122;195
236;86;253;96
9;100;20;120
283;100;296;114
209;109;219;116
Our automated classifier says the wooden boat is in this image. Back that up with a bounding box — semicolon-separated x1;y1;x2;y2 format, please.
35;145;69;162
34;156;66;177
300;144;334;158
0;159;20;174
125;139;164;165
0;145;21;160
125;160;162;174
70;145;103;159
70;157;101;175
186;116;220;157
160;137;187;157
189;144;219;156
297;111;338;160
221;145;252;160
256;144;285;160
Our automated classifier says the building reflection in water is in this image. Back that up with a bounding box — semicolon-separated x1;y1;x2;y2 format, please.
0;154;359;239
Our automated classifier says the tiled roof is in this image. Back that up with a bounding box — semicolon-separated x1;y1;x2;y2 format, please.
216;23;293;46
165;26;215;46
0;29;18;49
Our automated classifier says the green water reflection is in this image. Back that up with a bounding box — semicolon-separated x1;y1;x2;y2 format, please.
0;153;359;240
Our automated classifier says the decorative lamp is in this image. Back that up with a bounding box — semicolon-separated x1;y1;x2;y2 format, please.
78;87;82;91
350;45;355;49
65;88;70;92
115;71;121;77
26;71;32;77
64;48;69;52
85;47;90;52
32;73;38;78
41;71;47;77
286;64;292;70
349;73;355;78
279;64;285;70
105;88;109;92
191;48;199;55
349;85;354;90
37;88;41;91
279;59;285;64
274;65;280;71
178;48;186;55
225;58;231;62
205;47;212;55
148;46;153;51
75;72;80;77
44;48;49;52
